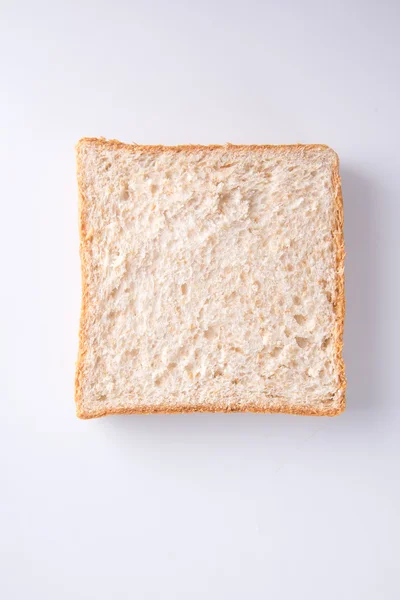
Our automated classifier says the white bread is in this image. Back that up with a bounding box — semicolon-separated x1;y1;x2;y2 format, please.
75;138;345;418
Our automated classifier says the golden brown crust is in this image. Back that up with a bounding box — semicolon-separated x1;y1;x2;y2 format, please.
76;137;335;155
330;154;346;415
77;401;343;419
75;138;345;419
75;143;89;419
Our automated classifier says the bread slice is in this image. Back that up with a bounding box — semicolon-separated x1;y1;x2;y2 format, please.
75;138;345;418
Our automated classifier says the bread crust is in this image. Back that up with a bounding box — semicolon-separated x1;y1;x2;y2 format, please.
331;154;346;414
75;138;345;418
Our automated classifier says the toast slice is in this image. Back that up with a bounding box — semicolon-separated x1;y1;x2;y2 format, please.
75;139;345;418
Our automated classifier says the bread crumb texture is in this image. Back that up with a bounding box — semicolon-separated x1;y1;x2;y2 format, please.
76;139;345;418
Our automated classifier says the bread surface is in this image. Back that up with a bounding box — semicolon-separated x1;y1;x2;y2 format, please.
76;139;345;418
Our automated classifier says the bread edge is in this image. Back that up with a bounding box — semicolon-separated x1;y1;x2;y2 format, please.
331;152;346;415
75;138;346;419
76;137;337;156
75;142;90;419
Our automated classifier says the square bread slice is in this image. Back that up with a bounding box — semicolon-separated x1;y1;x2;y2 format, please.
75;139;345;418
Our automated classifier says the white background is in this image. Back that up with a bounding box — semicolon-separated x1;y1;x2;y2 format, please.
1;1;399;598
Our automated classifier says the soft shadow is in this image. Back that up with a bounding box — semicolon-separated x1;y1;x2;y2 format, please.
341;168;381;413
97;411;310;446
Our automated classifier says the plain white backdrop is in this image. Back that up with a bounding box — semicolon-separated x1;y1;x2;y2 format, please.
1;1;400;598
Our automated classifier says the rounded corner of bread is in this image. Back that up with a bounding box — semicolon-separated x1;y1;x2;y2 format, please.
76;407;100;420
76;408;88;420
326;392;346;417
75;137;91;151
75;396;94;420
321;144;340;164
328;406;345;417
76;137;106;153
75;403;88;419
